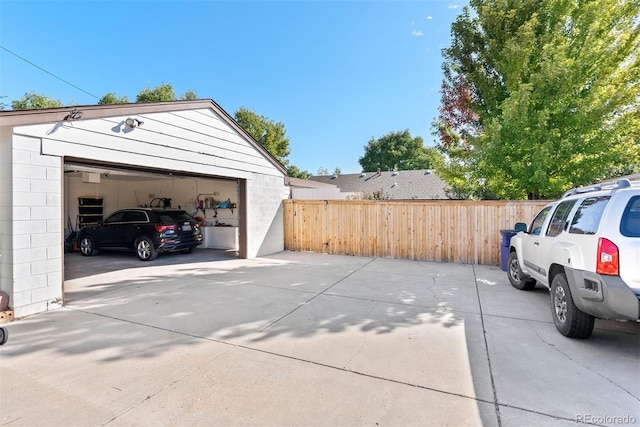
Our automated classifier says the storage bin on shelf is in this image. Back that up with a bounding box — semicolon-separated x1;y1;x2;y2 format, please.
77;196;104;228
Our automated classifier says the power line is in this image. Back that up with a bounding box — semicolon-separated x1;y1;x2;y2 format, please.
0;45;101;100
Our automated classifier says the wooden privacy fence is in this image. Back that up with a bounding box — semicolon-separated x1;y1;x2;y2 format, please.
283;199;549;266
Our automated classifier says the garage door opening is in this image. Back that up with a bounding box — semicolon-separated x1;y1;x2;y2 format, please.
62;160;245;290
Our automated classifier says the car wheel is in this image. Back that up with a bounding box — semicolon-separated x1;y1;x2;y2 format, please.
0;327;7;345
507;251;536;290
135;237;158;261
79;236;98;256
550;273;595;339
181;246;195;254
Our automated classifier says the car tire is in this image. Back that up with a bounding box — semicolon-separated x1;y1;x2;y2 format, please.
79;236;98;256
135;236;158;261
507;251;536;290
0;327;7;345
550;273;595;339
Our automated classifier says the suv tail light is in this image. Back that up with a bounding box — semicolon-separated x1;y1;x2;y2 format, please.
596;238;619;276
155;225;176;233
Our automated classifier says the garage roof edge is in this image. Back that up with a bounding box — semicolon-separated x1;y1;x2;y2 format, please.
0;99;288;176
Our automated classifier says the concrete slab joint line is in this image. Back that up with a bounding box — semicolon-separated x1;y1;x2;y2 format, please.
258;256;378;335
1;251;638;426
529;322;639;399
472;263;502;427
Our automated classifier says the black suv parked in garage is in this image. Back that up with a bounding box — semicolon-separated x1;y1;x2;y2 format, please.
77;209;203;261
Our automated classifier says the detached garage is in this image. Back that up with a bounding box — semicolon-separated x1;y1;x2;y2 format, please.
0;100;288;318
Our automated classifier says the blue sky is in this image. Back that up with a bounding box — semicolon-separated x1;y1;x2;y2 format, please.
0;0;467;174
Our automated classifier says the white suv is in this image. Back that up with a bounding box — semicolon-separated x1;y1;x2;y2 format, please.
508;178;640;338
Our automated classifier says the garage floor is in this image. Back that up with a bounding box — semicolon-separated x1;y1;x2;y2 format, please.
2;251;639;426
63;247;239;281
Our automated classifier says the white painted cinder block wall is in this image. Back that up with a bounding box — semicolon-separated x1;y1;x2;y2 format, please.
0;129;13;307
10;134;63;317
246;174;285;257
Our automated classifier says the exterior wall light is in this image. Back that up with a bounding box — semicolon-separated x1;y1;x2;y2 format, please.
125;117;144;128
63;109;84;121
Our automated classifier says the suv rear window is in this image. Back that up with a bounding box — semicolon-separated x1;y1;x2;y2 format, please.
160;211;194;224
620;196;640;237
569;196;610;235
122;211;148;222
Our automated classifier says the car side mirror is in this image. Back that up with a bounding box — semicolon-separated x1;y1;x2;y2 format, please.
514;222;527;232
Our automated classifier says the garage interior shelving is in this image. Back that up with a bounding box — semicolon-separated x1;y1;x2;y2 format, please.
76;196;104;228
64;163;241;251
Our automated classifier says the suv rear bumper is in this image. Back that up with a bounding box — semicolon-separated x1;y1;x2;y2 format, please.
565;268;640;321
158;238;202;253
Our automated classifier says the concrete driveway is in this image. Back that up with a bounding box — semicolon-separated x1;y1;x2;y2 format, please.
1;250;638;426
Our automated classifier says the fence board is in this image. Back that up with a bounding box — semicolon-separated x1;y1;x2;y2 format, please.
283;199;549;266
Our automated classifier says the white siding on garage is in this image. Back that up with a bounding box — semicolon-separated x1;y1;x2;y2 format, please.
14;108;282;179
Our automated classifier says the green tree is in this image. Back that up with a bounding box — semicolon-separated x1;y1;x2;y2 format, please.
12;92;62;110
98;93;129;105
287;165;312;179
359;130;443;172
136;83;177;102
180;90;198;101
135;84;197;103
234;107;291;165
317;167;330;175
347;189;391;200
435;0;640;199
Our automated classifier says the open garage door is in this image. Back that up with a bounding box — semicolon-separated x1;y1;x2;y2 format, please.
63;159;245;284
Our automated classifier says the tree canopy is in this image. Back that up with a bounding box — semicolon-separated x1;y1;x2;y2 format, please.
134;83;198;103
434;0;640;199
287;165;312;179
234;107;291;165
359;129;442;172
12;92;62;110
99;83;197;104
233;107;312;178
98;93;129;105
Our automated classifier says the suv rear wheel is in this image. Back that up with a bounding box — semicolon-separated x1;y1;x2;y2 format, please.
550;273;595;338
507;251;536;290
135;236;158;261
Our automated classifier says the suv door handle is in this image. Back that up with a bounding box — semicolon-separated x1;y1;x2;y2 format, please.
534;241;540;246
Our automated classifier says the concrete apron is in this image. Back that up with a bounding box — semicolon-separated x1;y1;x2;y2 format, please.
1;251;638;426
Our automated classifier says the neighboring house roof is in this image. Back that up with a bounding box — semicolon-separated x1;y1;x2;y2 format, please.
618;173;640;183
285;177;337;189
285;177;342;200
308;169;450;199
0;99;288;175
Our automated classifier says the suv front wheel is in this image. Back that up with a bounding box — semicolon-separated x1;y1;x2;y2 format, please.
507;251;536;290
550;273;595;338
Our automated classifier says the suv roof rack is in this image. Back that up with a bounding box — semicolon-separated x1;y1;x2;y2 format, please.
562;178;635;199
